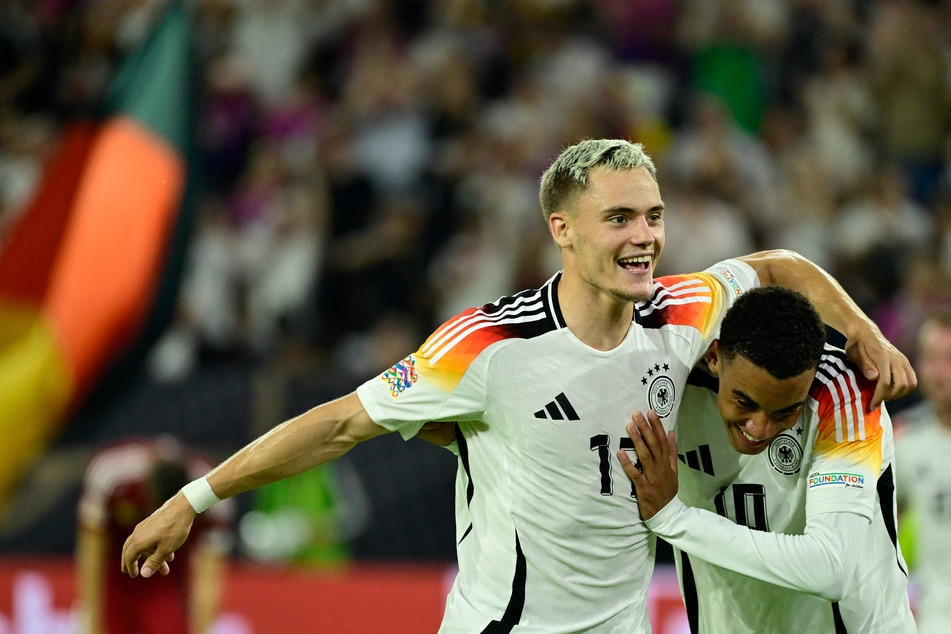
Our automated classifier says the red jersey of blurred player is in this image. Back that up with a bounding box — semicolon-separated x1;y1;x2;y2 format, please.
76;435;235;634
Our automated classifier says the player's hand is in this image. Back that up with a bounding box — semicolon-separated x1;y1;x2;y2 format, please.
845;326;917;410
416;421;456;447
617;410;678;521
120;493;196;578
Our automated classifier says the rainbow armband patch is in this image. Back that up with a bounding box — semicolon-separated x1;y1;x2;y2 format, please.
382;354;419;398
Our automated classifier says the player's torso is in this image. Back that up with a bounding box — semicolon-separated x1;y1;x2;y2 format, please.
675;381;813;532
488;323;699;533
899;425;951;548
449;323;706;632
898;424;951;626
674;364;915;634
385;266;757;632
673;384;842;632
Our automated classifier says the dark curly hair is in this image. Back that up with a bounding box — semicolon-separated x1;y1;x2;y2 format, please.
718;285;826;379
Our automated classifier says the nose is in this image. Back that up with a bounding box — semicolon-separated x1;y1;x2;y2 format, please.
629;215;655;245
744;415;778;441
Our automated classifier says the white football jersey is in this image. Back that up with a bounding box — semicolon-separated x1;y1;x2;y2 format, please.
895;416;951;634
357;261;758;633
669;348;915;633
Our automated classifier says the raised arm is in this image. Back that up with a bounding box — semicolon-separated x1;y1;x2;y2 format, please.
738;249;916;408
120;392;388;578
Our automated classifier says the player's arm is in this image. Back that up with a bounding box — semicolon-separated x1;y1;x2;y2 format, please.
121;392;388;579
738;249;916;408
650;496;863;601
620;410;864;601
75;523;107;634
189;537;227;634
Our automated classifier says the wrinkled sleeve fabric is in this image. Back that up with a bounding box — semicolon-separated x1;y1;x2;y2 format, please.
647;499;866;601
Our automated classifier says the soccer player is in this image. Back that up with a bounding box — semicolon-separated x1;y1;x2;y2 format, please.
621;286;916;633
895;311;951;634
121;139;914;632
76;435;234;634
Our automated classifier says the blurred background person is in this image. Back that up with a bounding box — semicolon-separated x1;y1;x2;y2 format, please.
75;435;234;634
895;311;951;633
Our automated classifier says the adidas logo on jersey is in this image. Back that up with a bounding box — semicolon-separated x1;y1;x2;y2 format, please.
678;444;715;476
534;392;580;421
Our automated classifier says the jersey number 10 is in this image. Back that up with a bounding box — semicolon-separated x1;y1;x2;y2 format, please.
715;483;770;531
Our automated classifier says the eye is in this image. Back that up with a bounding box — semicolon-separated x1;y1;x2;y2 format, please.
649;212;663;223
734;399;756;412
772;406;804;426
609;215;627;225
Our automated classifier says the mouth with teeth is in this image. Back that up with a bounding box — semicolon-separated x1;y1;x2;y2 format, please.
733;421;773;453
618;255;652;271
739;428;767;444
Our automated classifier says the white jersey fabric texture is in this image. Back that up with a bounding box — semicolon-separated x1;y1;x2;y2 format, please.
895;416;951;634
357;260;758;633
657;349;916;633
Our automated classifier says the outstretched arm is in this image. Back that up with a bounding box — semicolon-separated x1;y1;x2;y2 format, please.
121;392;388;578
738;249;916;409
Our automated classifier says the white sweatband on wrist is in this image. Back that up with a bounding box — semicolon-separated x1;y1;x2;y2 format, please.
181;476;220;513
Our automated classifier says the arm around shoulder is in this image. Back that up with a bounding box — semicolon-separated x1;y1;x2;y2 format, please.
738;249;868;338
737;249;916;407
647;500;865;601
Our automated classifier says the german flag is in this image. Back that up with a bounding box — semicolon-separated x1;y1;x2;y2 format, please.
0;2;196;511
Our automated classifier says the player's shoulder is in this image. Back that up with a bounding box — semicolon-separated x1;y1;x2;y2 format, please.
809;346;872;401
638;259;756;329
421;274;564;362
83;435;198;491
635;273;718;330
84;437;156;484
811;346;870;383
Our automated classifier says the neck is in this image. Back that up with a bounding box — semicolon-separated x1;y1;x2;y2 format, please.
557;273;635;351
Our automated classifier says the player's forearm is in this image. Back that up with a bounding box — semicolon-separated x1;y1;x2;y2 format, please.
738;249;874;340
647;498;863;601
205;392;387;500
76;527;106;633
190;544;226;633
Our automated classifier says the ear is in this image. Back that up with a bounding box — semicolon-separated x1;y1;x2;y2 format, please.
549;212;571;248
706;340;722;375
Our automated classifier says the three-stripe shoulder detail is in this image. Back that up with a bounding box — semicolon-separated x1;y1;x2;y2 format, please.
421;287;554;365
635;277;714;325
811;347;870;443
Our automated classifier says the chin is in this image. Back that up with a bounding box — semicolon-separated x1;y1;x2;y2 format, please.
615;283;654;303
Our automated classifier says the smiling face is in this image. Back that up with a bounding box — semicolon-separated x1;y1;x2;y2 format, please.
707;341;815;455
550;166;665;304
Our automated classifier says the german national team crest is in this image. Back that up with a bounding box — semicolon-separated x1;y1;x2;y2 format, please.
382;354;419;398
648;375;676;418
768;434;802;475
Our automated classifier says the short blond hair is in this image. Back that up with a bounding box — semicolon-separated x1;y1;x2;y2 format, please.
538;139;657;220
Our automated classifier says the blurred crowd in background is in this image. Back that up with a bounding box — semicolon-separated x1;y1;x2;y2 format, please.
2;0;951;562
